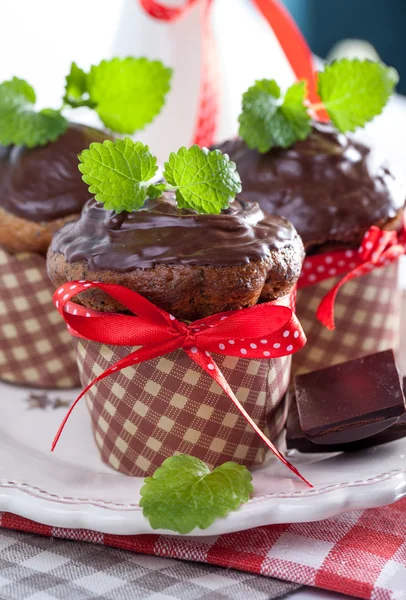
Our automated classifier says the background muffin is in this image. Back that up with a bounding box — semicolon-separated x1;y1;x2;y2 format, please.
215;123;405;256
0;123;112;254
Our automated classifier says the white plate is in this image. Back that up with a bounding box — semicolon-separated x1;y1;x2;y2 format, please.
0;378;406;537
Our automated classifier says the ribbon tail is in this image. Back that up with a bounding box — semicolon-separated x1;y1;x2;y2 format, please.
186;348;312;487
51;338;181;451
316;278;344;331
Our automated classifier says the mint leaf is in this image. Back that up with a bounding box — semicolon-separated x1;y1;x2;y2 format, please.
64;62;94;109
140;455;253;534
87;57;172;134
318;59;398;132
238;79;310;153
0;77;67;147
280;81;311;141
147;182;167;199
78;138;158;213
163;145;241;214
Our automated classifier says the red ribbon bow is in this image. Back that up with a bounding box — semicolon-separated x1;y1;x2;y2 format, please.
53;281;310;486
139;0;323;146
298;225;406;330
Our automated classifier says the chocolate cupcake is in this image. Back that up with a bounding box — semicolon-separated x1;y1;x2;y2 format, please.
215;123;405;255
48;140;307;477
48;192;304;321
0;123;113;255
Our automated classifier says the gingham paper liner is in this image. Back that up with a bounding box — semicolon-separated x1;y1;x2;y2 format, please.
75;339;291;477
293;261;401;376
0;527;300;600
0;248;80;389
1;498;406;600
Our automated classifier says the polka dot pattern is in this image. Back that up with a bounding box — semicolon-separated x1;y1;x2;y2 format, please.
299;225;405;289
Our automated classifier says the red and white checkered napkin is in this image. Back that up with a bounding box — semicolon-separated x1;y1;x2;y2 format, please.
1;497;406;599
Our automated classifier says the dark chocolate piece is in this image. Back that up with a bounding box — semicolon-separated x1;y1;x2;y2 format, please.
0;123;113;223
294;350;406;445
214;123;405;252
50;193;301;270
286;393;406;453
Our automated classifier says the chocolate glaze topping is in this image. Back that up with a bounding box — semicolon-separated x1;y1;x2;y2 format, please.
0;123;113;222
51;192;300;270
215;123;405;251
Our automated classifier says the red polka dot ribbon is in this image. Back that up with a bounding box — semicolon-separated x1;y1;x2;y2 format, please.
298;224;406;330
52;281;310;486
139;0;323;146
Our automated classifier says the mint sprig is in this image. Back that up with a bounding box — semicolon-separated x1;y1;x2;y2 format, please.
163;146;242;214
79;139;158;213
317;59;398;132
0;57;172;148
79;138;242;215
0;78;67;147
63;62;94;109
239;80;310;153
140;455;253;534
64;57;172;134
239;59;398;153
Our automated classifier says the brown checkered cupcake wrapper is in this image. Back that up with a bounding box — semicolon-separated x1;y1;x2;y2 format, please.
0;247;80;388
75;339;291;476
293;261;401;376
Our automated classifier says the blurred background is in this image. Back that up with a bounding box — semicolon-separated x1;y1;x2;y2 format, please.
283;0;406;94
1;0;406;167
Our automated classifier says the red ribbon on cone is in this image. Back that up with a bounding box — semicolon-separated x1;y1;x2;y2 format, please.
52;281;310;486
298;225;406;330
139;0;323;146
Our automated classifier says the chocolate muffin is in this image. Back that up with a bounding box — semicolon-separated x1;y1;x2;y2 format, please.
215;123;405;255
0;123;113;255
47;192;304;321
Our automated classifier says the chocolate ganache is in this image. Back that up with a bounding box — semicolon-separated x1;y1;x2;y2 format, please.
0;123;113;223
215;123;405;252
50;192;300;271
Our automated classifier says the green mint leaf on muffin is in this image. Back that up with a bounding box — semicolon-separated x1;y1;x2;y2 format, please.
239;59;397;152
147;182;167;199
78;138;158;213
238;80;311;153
63;62;95;109
163;145;242;214
85;57;172;134
0;77;68;147
317;59;398;132
79;138;241;214
140;455;253;534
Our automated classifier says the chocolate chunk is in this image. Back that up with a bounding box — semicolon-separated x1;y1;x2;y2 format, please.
293;350;406;445
286;391;406;453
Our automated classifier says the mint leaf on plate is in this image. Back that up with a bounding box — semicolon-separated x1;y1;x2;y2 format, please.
140;455;253;534
78;138;158;213
87;57;172;134
0;77;67;147
238;79;310;153
318;59;398;132
163;145;242;214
